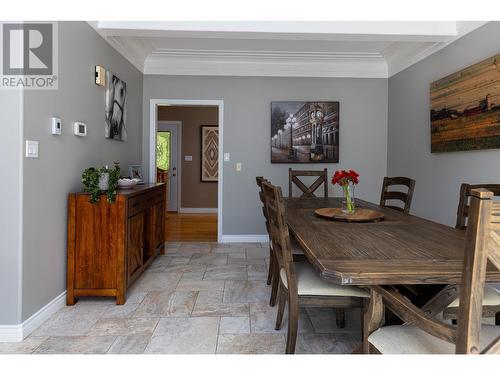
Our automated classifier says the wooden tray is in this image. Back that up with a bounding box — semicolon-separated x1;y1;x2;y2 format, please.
314;207;385;222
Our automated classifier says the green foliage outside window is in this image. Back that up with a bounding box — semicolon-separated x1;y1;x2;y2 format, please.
156;132;171;171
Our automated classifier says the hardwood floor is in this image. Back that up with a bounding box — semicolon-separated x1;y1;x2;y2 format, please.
166;212;217;242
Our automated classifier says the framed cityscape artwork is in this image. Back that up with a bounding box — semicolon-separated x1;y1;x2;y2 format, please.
430;53;500;153
271;101;339;163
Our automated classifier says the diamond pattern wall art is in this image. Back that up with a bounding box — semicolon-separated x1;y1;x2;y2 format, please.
201;125;219;182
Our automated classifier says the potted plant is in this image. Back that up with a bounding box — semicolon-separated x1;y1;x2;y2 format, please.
81;162;121;204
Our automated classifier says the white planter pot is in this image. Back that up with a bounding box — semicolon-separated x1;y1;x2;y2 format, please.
98;172;109;191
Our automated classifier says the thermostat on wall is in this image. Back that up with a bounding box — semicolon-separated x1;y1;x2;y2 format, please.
73;122;87;137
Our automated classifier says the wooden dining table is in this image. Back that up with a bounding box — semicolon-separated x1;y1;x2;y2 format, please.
284;197;500;286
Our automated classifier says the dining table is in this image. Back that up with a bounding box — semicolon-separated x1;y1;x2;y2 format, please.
284;197;500;286
284;196;500;352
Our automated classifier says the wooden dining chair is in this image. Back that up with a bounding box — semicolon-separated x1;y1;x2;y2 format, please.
364;188;500;354
379;176;415;214
261;180;369;354
289;168;328;198
456;183;500;229
256;176;306;307
439;183;500;326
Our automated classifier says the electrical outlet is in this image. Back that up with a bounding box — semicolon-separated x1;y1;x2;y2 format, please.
236;162;242;172
224;153;230;162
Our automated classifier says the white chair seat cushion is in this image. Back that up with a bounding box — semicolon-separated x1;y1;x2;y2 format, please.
290;237;305;256
448;283;500;308
368;324;500;354
269;237;304;256
279;262;369;298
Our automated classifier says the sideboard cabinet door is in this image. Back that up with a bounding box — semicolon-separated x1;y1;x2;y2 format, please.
153;201;165;250
127;212;144;282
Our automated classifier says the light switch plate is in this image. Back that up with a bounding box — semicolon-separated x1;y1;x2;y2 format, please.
236;162;242;171
224;153;230;162
25;140;39;158
184;155;193;161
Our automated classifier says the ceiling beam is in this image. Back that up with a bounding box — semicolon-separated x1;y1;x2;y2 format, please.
95;21;463;42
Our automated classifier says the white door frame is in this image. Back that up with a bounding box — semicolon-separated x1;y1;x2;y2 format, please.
157;120;182;212
149;99;224;243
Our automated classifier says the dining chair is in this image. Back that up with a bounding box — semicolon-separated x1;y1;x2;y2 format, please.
379;176;416;214
289;168;328;198
440;183;500;326
364;188;500;354
261;180;369;354
256;176;306;307
456;183;500;229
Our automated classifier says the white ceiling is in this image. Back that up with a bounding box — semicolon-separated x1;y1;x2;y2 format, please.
90;21;487;78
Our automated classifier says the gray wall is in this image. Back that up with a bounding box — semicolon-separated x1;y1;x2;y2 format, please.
21;22;143;320
143;76;388;235
387;22;500;227
0;88;23;324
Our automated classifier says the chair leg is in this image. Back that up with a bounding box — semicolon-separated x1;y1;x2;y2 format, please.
285;296;299;354
336;308;346;328
269;254;280;306
275;287;286;330
266;246;273;286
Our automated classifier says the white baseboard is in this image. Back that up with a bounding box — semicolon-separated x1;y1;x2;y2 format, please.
221;235;269;243
0;324;23;342
179;207;218;214
0;291;66;342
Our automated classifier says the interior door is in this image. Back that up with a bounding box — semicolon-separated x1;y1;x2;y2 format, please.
157;122;179;212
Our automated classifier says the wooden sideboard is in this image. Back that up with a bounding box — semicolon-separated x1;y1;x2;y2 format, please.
67;183;166;305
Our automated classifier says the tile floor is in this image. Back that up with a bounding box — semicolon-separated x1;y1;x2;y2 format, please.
0;242;361;354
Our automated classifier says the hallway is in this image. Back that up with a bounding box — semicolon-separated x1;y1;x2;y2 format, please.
166;213;218;242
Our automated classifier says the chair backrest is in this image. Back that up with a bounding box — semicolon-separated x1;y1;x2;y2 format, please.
455;183;500;229
261;180;298;295
379;176;415;214
156;167;168;183
455;188;500;353
368;188;500;354
289;168;328;198
256;176;271;235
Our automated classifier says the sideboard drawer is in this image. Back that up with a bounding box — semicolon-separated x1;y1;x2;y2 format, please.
128;196;146;217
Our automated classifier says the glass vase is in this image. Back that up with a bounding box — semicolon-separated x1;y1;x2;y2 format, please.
341;183;356;214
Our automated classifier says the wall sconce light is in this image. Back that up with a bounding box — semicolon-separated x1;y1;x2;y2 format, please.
95;65;106;87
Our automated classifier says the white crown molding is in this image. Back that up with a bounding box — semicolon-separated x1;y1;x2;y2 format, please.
89;21;488;79
221;235;269;243
0;291;66;342
144;51;388;78
386;21;488;77
88;22;146;73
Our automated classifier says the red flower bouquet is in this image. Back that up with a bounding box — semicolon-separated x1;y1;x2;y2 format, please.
331;169;359;213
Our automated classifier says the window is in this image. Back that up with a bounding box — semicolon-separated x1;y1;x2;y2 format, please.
156;131;171;171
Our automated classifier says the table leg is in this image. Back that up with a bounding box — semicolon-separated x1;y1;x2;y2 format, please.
362;288;384;354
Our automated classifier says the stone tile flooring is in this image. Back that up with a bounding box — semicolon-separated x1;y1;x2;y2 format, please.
0;242;361;354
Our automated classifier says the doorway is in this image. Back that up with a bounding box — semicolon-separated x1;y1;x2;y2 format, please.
157;121;181;212
150;99;223;243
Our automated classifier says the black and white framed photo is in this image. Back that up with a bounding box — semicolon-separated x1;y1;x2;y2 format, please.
105;71;127;141
128;165;143;182
271;101;339;163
